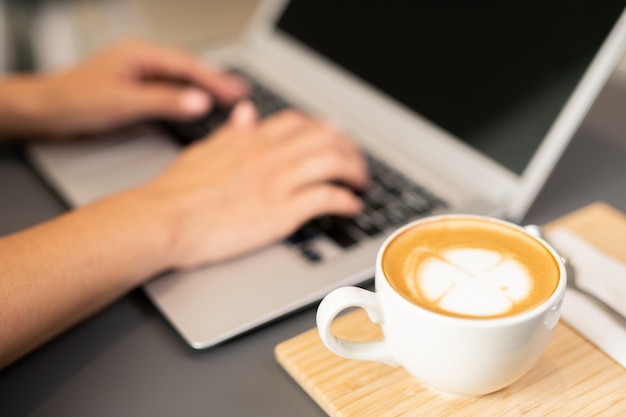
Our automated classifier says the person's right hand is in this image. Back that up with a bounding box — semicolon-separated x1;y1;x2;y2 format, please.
137;101;370;269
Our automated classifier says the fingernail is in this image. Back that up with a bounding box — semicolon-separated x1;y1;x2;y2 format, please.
230;100;258;127
180;89;210;114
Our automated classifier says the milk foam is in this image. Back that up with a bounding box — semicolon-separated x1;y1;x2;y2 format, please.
412;248;532;316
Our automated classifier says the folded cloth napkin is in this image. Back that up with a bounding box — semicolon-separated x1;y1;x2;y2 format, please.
546;227;626;368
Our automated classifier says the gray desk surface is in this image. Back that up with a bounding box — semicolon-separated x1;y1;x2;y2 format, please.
0;80;625;417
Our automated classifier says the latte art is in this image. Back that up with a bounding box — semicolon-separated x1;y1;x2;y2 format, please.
382;217;560;319
409;248;532;317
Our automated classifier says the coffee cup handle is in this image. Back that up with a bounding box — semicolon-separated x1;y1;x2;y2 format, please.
316;287;400;367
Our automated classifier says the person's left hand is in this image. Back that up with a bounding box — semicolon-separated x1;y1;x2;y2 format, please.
15;38;249;139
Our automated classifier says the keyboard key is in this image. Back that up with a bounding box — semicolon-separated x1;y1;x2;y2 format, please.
312;217;359;249
379;201;412;225
363;207;391;230
361;183;388;210
350;214;382;236
400;190;433;214
299;244;322;263
286;223;318;245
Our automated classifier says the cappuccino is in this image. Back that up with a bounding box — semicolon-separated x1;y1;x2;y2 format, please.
382;217;560;319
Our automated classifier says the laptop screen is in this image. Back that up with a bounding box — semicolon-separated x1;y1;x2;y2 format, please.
276;1;624;175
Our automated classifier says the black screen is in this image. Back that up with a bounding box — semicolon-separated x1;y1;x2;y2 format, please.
276;1;624;174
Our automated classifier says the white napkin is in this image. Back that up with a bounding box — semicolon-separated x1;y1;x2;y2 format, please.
546;227;626;368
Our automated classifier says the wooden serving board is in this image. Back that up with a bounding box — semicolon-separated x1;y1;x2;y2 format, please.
275;202;626;417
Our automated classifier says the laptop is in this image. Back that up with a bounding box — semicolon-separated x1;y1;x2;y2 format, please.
27;0;626;349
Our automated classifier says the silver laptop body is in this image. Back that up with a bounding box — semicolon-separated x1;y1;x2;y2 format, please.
27;1;626;348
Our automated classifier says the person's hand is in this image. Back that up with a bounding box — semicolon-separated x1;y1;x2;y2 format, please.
136;101;369;268
0;101;368;367
0;38;248;139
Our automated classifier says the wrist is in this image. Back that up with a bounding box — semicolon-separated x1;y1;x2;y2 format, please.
131;176;217;271
130;183;196;272
0;75;55;139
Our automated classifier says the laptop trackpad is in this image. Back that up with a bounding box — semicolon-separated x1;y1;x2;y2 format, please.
28;127;179;206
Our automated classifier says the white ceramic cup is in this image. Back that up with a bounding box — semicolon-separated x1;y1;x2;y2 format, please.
316;215;567;396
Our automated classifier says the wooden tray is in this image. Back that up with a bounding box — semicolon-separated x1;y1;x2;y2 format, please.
275;202;626;416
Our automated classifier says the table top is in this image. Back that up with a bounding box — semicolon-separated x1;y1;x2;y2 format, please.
1;80;626;417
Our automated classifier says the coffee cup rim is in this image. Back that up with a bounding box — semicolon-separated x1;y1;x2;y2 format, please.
376;214;567;326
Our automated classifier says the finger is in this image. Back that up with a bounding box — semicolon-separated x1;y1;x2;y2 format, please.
287;185;364;223
282;145;370;193
260;112;364;165
262;119;369;188
135;41;250;104
256;109;311;140
283;119;363;157
124;85;213;120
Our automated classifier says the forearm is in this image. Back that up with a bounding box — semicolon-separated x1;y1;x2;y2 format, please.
0;187;174;368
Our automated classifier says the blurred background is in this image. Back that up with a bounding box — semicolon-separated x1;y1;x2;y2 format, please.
0;0;624;144
0;0;261;71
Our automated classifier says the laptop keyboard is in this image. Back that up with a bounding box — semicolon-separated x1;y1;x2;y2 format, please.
158;70;447;263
